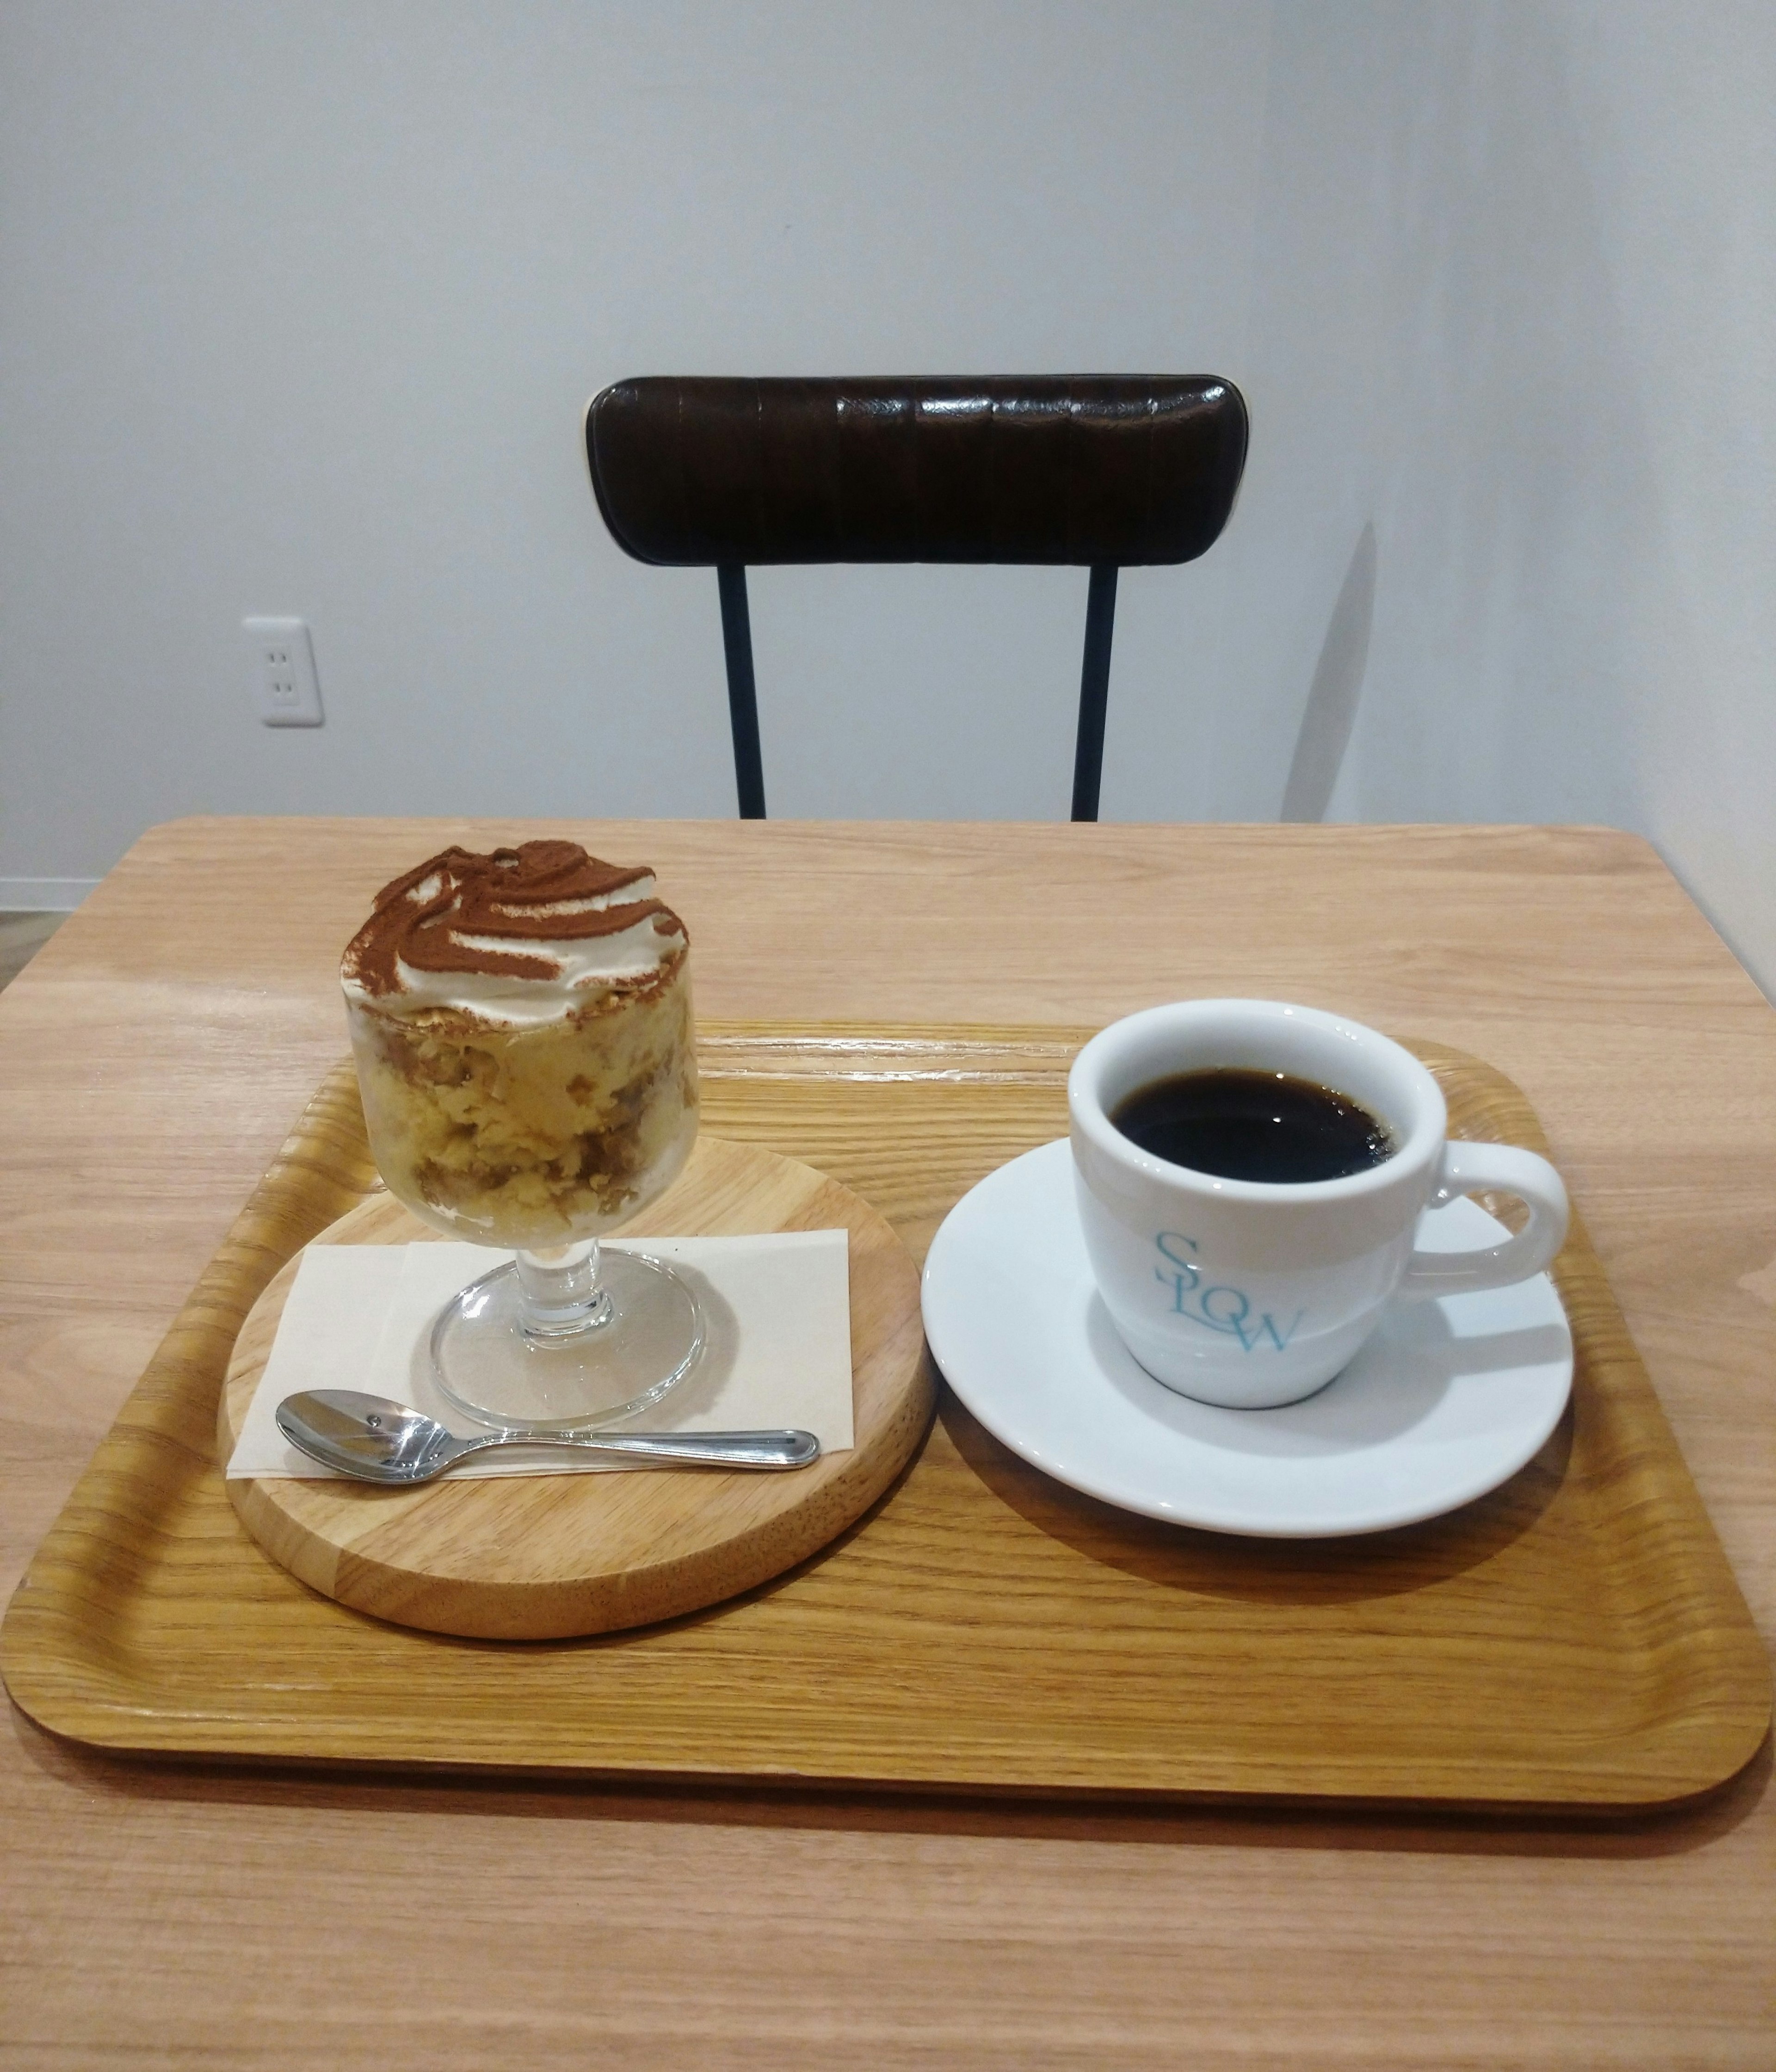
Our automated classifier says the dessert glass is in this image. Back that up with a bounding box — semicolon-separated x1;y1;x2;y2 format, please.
343;847;703;1433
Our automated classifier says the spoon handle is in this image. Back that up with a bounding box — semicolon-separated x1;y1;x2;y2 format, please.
477;1428;820;1470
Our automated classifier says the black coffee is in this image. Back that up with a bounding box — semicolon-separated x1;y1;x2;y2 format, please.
1110;1068;1394;1183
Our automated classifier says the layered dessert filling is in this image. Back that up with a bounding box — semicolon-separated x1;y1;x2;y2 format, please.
341;841;697;1245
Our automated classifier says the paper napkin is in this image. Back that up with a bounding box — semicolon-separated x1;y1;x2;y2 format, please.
226;1232;852;1478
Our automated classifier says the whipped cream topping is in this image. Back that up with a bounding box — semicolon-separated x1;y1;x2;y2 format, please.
341;841;688;1028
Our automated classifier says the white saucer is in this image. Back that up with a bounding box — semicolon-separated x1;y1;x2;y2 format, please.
920;1140;1573;1538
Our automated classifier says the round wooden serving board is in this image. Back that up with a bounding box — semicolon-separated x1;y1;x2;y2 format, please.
219;1136;933;1639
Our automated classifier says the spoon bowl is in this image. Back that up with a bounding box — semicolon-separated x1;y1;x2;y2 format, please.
275;1389;820;1483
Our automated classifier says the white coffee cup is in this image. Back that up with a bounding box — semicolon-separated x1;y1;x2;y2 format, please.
1068;1000;1569;1409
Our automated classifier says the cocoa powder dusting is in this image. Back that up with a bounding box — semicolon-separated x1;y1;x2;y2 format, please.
342;841;686;995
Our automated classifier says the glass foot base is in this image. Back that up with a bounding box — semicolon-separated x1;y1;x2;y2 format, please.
430;1251;704;1433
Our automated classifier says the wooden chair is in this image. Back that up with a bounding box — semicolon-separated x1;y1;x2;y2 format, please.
584;375;1247;820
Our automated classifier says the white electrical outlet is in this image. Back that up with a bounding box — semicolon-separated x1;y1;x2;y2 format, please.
244;617;324;726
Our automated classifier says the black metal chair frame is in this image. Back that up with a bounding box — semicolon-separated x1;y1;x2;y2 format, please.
713;559;1118;822
586;376;1247;822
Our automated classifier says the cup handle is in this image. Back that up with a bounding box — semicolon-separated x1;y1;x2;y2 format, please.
1396;1141;1570;1302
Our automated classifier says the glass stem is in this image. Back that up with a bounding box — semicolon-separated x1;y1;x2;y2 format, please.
514;1238;612;1342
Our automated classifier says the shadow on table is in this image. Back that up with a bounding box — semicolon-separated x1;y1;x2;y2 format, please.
938;1385;1573;1607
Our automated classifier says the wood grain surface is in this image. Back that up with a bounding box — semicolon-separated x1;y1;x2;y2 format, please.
216;1125;931;1639
5;1027;1767;1807
3;819;1775;2071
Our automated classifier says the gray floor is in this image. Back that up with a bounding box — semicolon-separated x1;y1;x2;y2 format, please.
0;912;64;992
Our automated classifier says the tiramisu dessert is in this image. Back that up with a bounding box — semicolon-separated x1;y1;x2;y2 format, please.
341;841;698;1251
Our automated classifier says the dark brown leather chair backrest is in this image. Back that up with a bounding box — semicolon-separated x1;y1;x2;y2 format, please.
586;375;1247;568
583;374;1247;820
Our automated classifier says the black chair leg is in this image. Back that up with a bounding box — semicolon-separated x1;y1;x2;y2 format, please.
1071;564;1118;822
717;562;767;819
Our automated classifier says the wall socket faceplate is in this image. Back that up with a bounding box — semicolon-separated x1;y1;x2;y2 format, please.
244;617;324;726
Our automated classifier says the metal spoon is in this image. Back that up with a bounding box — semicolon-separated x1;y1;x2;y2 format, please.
275;1389;820;1483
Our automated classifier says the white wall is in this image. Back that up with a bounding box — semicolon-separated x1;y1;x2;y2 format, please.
1;1;1771;991
1248;0;1776;996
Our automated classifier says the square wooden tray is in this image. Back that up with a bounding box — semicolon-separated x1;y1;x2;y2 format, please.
2;1023;1767;1811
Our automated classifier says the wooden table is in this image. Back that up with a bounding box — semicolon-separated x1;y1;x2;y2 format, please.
3;817;1772;2069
